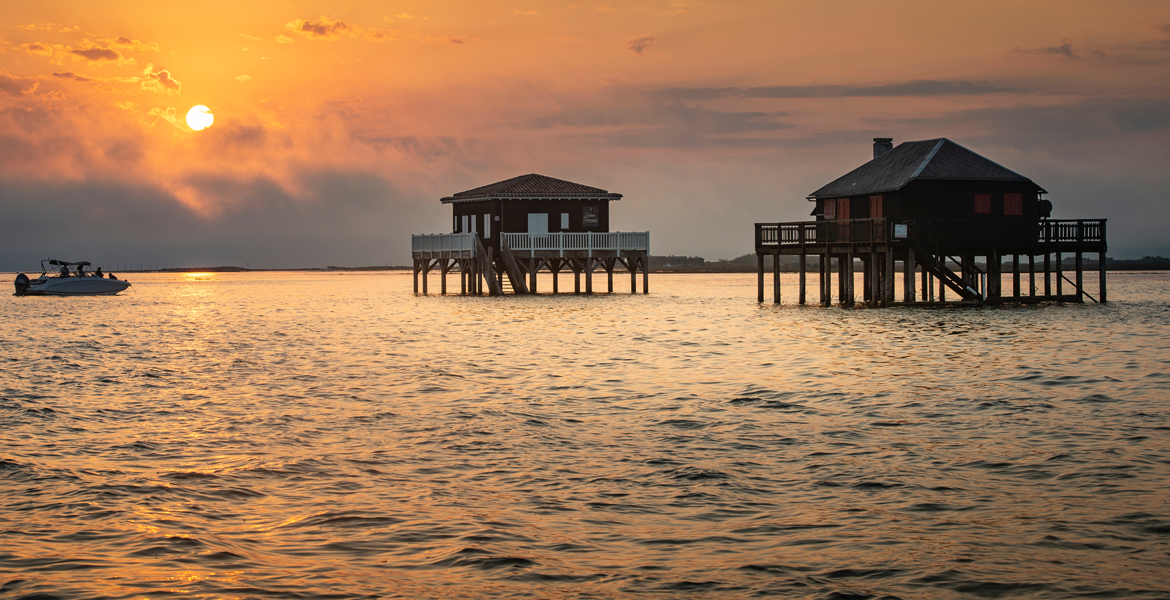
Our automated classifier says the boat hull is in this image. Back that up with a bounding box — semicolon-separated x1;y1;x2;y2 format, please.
25;277;131;296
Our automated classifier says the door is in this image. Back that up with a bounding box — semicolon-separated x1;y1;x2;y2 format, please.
528;213;548;234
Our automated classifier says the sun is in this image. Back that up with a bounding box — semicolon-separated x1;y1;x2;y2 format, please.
186;105;214;131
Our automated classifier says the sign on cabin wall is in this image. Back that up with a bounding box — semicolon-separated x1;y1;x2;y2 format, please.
582;206;599;227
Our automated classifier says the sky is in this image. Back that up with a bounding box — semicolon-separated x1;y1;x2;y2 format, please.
2;0;1169;269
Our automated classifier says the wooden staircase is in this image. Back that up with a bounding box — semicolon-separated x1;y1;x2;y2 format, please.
473;235;504;296
497;239;529;294
912;222;983;302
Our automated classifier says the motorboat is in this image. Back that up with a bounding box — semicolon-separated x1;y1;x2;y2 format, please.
14;259;131;296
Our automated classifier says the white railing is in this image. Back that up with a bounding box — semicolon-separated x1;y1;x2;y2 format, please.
501;232;649;255
412;233;477;254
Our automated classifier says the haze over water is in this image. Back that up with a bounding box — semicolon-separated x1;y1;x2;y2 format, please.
2;272;1169;599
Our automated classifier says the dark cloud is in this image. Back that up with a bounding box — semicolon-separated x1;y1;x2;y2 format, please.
70;47;122;62
525;80;790;147
0;173;419;270
651;80;1020;101
626;35;654;54
1158;24;1170;35
0;71;39;95
287;17;356;40
1013;43;1080;58
51;71;92;82
21;42;54;57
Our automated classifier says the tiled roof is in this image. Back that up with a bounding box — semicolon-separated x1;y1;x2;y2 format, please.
441;174;623;203
808;138;1045;199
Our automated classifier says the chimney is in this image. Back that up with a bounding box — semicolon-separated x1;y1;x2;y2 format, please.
873;138;893;159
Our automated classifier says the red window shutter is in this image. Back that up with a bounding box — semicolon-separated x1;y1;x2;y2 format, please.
837;198;850;220
823;199;835;219
974;194;991;214
1004;193;1023;215
869;195;882;218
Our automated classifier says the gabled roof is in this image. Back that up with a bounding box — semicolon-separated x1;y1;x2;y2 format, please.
441;173;623;204
808;138;1046;199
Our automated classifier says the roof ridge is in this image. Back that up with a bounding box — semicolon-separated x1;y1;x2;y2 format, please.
908;139;947;180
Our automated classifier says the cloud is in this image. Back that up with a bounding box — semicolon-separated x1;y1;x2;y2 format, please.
515;10;537;15
626;35;654;54
0;70;39;95
1159;24;1170;35
106;37;159;52
275;34;295;44
241;34;262;41
236;74;252;83
596;5;614;11
51;71;92;82
1013;42;1081;58
22;42;55;57
147;106;184;128
287;17;356;40
366;29;397;42
140;64;181;94
650;79;1021;100
421;36;478;45
70;47;122;62
524;79;790;147
390;13;427;20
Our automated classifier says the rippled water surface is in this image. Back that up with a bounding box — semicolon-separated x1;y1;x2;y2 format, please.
2;271;1169;599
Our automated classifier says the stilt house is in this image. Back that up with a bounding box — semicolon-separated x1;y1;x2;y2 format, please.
755;138;1108;306
412;174;650;295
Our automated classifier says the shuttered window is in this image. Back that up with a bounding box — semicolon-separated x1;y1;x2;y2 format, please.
974;194;991;214
823;199;835;219
869;195;882;218
1004;193;1023;216
837;198;850;220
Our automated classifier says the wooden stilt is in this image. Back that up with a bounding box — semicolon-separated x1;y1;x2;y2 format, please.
629;257;637;293
883;250;895;306
757;253;765;303
843;253;853;306
1044;253;1051;297
1099;250;1107;303
836;255;846;307
938;255;945;303
905;249;916;303
413;259;419;294
642;255;649;294
529;258;538;293
422;259;430;295
606;258;615;293
798;254;806;305
460;261;467;295
1012;254;1020;297
773;252;781;304
921;260;929;302
440;259;449;295
585;258;594;294
1075;251;1083;302
1028;254;1036;296
552;259;560;294
820;254;829;306
1055;250;1063;297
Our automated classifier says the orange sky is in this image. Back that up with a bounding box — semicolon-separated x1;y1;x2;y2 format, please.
2;1;1169;266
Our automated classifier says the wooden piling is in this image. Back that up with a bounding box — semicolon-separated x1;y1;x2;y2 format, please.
773;253;781;304
757;253;765;303
798;254;806;305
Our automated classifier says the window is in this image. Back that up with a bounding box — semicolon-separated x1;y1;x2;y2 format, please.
823;199;835;219
974;194;991;214
484;215;491;238
1004;193;1023;216
471;214;476;233
461;215;468;233
454;216;458;232
561;213;569;229
869;195;883;218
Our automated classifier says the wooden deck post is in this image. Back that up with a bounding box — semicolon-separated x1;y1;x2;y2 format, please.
883;250;895;307
1075;252;1084;302
440;259;449;295
843;253;854;306
629;258;637;293
938;255;945;303
529;258;538;293
820;254;829;306
757;253;765;303
552;259;560;294
422;259;429;295
606;258;614;293
413;259;419;294
836;255;845;307
1012;254;1020;298
573;259;581;294
585;257;594;294
772;253;781;304
460;260;467;295
798;254;806;305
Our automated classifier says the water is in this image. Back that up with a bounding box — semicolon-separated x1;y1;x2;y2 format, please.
2;271;1168;599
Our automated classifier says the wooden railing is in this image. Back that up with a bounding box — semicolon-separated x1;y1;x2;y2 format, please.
755;219;1106;250
501;232;649;255
412;233;477;254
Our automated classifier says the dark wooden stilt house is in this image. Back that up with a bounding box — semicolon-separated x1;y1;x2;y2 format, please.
412;174;650;295
755;138;1108;306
